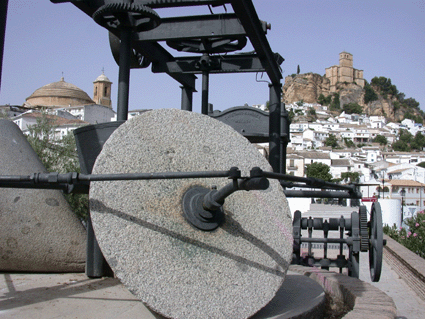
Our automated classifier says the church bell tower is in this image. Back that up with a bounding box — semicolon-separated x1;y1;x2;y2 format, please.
93;71;112;108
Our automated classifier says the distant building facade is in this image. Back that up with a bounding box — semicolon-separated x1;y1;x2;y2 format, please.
325;52;365;93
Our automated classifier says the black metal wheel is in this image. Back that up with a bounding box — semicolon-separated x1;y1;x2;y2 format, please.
108;32;151;69
93;3;161;32
166;36;247;54
369;202;383;282
359;205;369;252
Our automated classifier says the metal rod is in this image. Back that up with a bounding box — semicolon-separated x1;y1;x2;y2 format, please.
300;238;350;244
117;28;132;121
283;190;362;199
0;0;8;93
201;70;209;115
268;82;281;173
204;177;269;210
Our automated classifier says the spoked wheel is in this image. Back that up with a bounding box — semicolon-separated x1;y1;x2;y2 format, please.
166;36;247;54
369;202;383;282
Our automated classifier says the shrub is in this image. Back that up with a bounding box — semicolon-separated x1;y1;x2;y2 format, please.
384;211;425;259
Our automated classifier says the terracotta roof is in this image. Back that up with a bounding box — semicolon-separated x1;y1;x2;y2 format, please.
26;77;94;106
296;151;331;159
388;179;425;187
331;159;352;167
22;112;88;126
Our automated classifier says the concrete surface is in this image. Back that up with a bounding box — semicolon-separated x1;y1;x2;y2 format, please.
0;271;325;319
360;252;425;319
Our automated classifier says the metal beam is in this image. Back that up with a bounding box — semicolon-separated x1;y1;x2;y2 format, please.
230;0;282;84
134;14;246;42
130;41;197;90
152;54;265;74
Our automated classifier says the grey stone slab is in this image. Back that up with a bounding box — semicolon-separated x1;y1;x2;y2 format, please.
90;109;293;319
0;119;86;272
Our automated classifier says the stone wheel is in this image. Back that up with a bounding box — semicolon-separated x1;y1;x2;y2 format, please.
89;108;293;319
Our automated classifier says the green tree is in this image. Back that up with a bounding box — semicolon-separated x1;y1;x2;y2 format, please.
308;107;316;118
329;93;340;110
297;65;300;74
411;132;425;151
343;102;363;114
343;138;355;148
305;162;332;182
364;81;378;104
341;172;360;183
324;134;339;148
417;162;425;168
371;76;398;98
318;93;332;106
373;135;388;146
403;97;420;109
26;111;88;220
392;129;413;151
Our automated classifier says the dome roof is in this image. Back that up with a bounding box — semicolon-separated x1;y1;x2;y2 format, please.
25;77;95;107
94;73;112;83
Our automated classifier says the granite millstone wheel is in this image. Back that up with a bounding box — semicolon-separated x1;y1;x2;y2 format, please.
89;108;293;319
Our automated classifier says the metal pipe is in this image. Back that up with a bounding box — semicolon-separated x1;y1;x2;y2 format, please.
268;82;281;173
201;70;209;115
0;0;8;93
283;190;362;199
117;28;132;121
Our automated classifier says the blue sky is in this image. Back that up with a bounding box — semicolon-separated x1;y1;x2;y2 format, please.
1;0;424;114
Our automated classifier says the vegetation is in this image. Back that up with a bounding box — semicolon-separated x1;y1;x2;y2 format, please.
340;172;360;183
26;111;88;221
324;134;339;148
417;162;425;169
329;93;340;111
372;134;388;146
392;130;425;152
343;138;355;148
305;162;332;182
370;76;399;98
384;211;425;259
318;93;332;106
343;102;363;114
363;80;378;104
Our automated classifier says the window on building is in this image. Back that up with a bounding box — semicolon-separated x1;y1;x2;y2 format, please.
417;188;419;194
104;87;108;96
290;159;294;167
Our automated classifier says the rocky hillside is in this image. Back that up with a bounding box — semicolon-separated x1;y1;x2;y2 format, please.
282;73;423;123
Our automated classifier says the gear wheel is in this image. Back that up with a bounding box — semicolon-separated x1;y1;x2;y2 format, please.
167;36;247;54
359;205;369;252
93;3;160;32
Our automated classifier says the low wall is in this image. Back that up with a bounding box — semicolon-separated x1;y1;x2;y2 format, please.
383;234;425;302
289;265;397;318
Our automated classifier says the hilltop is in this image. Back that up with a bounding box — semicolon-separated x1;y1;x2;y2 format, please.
282;73;423;124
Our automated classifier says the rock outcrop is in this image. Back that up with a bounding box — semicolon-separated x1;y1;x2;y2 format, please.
282;73;330;104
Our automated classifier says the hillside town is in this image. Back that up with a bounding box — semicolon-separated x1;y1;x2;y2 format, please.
2;54;425;218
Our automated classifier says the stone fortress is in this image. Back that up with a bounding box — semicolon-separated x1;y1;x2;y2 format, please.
325;51;365;92
282;51;365;104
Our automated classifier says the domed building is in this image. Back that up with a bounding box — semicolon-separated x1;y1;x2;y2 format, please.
24;73;112;109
